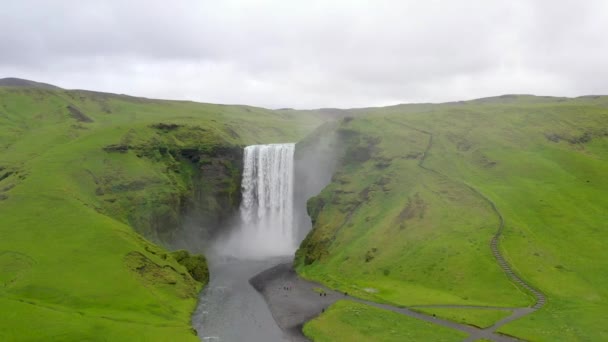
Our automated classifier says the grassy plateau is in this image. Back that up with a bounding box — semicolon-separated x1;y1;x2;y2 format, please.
297;95;608;341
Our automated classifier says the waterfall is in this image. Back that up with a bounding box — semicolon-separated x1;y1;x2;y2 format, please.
240;143;295;246
217;143;296;258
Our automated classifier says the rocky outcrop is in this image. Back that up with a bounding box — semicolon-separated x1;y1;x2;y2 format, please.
98;124;244;251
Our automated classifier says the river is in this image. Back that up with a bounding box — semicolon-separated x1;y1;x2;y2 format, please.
191;256;291;342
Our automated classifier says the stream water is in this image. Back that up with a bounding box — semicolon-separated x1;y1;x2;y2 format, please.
191;256;290;342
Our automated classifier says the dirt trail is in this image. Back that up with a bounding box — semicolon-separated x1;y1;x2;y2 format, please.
384;119;547;340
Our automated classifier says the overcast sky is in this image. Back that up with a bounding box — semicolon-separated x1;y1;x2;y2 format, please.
1;0;607;109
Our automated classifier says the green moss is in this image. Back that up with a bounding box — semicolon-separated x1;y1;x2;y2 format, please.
171;250;209;284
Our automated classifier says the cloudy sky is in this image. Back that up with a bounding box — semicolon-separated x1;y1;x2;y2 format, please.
1;0;607;109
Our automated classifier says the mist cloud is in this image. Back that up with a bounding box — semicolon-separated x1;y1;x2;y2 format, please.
1;0;606;108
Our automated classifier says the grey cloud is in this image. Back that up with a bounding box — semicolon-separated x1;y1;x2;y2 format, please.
0;0;606;108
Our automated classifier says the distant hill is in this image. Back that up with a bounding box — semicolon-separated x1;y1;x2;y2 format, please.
0;77;62;90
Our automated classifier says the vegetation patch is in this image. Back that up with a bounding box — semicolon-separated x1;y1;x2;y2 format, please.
0;251;35;288
303;300;467;341
150;123;182;131
124;251;199;298
171;250;209;284
397;192;426;222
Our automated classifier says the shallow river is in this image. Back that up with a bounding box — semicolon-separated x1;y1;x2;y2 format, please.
191;256;291;342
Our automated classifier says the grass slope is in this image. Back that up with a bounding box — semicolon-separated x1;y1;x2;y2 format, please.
297;95;608;341
303;300;467;342
0;86;323;341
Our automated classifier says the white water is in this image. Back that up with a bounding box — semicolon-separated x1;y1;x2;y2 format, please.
216;143;296;259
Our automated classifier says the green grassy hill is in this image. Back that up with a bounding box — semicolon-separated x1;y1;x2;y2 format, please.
0;85;323;341
296;95;608;341
3;83;607;341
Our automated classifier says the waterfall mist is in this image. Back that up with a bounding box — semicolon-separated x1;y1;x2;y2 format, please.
293;126;342;242
214;143;296;259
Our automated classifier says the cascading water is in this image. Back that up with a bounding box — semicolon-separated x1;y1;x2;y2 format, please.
216;143;296;258
241;143;296;250
194;141;336;341
194;144;296;341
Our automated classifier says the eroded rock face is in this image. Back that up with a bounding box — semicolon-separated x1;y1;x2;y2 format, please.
173;145;243;249
126;144;243;248
97;123;244;250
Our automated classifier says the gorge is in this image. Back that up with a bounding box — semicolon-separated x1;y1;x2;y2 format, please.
194;143;306;341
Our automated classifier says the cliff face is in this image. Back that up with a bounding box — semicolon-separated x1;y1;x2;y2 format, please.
98;124;245;252
169;145;244;250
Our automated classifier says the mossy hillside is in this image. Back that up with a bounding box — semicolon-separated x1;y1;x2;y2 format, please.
386;99;608;341
92;124;245;245
297;116;531;308
297;96;608;341
1;87;323;242
0;189;202;341
0;86;324;341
